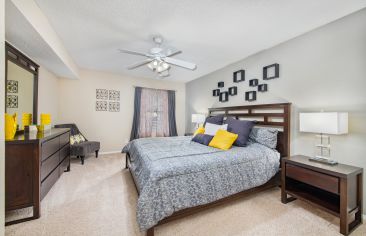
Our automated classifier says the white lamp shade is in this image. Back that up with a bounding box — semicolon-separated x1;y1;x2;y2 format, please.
191;114;206;124
299;112;348;135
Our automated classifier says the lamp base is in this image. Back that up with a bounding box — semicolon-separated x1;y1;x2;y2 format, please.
309;156;338;166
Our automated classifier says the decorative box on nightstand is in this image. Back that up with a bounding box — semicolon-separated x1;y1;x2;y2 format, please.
281;155;363;235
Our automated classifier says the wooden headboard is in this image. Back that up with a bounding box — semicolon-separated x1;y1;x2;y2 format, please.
208;103;291;158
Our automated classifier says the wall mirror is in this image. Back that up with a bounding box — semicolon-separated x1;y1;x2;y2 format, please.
5;42;39;128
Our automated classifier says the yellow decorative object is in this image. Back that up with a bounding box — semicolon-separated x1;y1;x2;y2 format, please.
40;113;51;125
5;113;17;140
209;129;238;150
193;126;205;136
22;113;32;129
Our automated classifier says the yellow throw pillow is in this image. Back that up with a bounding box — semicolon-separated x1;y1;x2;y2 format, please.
193;126;205;136
209;129;238;150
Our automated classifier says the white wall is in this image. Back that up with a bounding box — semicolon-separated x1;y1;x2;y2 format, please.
186;9;366;212
0;0;5;234
38;66;60;124
58;69;186;153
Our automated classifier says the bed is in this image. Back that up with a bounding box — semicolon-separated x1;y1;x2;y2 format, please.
122;103;291;236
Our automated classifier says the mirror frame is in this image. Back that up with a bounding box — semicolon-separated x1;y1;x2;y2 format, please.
5;42;39;125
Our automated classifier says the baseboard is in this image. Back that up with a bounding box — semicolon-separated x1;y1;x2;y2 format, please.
363;214;366;221
99;150;121;155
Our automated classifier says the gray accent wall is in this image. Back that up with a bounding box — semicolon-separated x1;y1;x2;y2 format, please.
186;9;366;212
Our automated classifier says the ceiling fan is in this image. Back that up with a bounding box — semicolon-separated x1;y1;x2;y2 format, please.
118;36;197;77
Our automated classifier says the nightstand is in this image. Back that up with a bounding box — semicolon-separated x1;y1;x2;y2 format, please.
281;155;363;235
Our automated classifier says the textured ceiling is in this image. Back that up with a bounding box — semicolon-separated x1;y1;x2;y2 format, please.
33;0;366;82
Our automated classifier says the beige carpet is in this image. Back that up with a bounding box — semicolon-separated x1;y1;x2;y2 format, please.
5;153;365;236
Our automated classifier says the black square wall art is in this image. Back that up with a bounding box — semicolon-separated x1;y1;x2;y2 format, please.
213;89;220;97
7;95;18;108
218;82;225;88
245;91;256;101
249;79;258;87
263;63;279;80
219;92;229;102
7;80;18;93
233;70;245;83
228;86;237;96
96;89;108;100
258;84;268;92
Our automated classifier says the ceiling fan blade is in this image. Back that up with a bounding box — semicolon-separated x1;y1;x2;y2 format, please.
127;59;152;70
164;57;197;70
165;50;182;57
118;49;149;57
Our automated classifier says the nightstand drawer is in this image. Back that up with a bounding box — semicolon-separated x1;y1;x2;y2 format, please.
286;164;339;194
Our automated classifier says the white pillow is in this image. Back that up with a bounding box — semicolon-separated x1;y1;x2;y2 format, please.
204;123;228;136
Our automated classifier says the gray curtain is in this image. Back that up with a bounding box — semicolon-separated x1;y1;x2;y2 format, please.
168;90;178;136
130;87;142;140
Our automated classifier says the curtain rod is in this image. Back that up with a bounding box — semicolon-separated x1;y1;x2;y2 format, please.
133;86;177;92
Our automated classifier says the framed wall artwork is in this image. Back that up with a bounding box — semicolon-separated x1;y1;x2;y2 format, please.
109;90;120;100
245;91;256;101
228;86;237;96
218;81;225;88
109;102;120;112
233;70;245;83
258;84;268;92
96;101;108;111
213;89;220;97
263;63;279;80
96;89;108;100
219;92;229;102
249;79;258;87
7;80;18;93
7;95;18;108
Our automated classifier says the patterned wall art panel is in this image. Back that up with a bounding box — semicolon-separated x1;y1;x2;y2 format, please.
96;101;108;111
96;89;108;100
7;80;18;93
7;95;18;108
109;102;120;112
109;90;120;100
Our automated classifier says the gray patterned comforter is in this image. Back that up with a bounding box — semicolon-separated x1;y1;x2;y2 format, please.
122;136;280;231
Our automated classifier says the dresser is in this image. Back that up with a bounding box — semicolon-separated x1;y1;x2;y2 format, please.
5;128;71;225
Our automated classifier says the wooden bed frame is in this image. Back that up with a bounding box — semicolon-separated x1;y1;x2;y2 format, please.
125;103;291;236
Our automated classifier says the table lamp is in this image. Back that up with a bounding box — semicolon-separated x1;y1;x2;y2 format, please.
299;112;348;165
191;114;206;129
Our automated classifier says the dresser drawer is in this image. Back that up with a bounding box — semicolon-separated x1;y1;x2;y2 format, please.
286;164;339;194
41;137;60;161
59;132;70;148
41;151;59;181
59;144;70;161
41;165;60;200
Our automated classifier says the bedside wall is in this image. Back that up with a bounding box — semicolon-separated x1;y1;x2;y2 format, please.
186;9;366;212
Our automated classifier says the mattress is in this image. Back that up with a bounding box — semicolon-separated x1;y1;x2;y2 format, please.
122;136;280;231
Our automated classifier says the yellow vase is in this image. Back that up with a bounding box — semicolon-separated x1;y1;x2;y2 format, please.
5;113;17;140
22;113;32;129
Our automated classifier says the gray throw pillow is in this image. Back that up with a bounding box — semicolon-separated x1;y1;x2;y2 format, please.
191;134;214;146
204;115;224;126
225;117;255;147
249;127;278;149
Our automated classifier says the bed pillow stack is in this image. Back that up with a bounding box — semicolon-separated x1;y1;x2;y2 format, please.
225;117;255;147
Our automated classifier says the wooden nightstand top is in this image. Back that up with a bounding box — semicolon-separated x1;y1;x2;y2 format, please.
283;155;363;178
